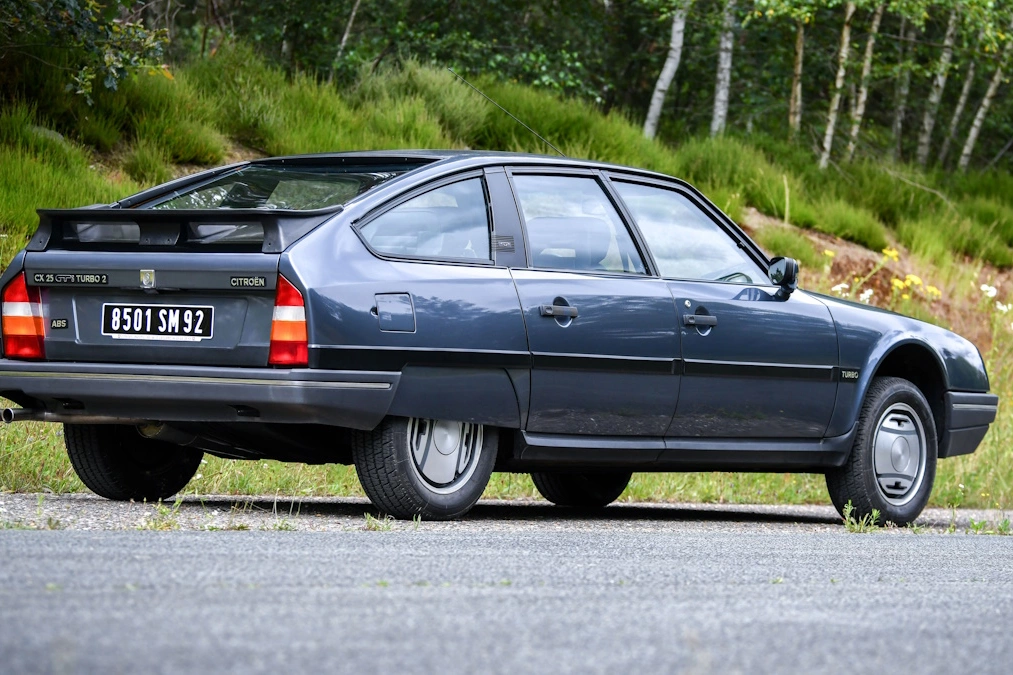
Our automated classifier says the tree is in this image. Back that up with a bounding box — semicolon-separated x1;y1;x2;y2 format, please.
844;3;885;161
915;8;959;166
753;0;821;138
710;0;737;136
0;0;166;102
643;1;692;139
937;58;976;167
890;17;916;162
819;1;857;170
959;18;1013;171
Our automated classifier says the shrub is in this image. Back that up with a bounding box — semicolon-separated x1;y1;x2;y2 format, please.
753;226;821;271
810;199;889;251
123;140;172;185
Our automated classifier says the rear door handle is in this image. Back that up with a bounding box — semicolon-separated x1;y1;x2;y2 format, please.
540;304;578;319
683;314;717;327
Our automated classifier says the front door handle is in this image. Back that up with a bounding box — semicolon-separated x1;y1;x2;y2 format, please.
683;314;717;327
540;304;578;319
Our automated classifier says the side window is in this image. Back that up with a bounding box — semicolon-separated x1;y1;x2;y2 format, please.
512;175;646;274
613;181;766;284
359;178;491;261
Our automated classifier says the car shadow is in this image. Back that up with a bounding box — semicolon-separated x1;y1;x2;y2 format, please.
179;495;840;525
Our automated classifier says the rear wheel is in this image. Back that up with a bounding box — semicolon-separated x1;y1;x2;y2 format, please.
351;417;497;520
64;424;203;501
531;471;632;508
826;377;937;526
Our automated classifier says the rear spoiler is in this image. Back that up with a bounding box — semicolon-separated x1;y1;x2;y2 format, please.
29;207;341;254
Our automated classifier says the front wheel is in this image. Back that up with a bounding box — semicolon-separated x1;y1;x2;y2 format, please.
351;417;497;520
65;424;203;501
826;377;937;526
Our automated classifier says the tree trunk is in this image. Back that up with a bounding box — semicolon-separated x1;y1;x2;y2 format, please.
819;2;857;170
328;0;362;83
643;3;690;139
845;3;885;162
938;60;976;167
710;0;736;137
892;19;914;162
916;9;959;166
958;18;1013;172
788;20;805;137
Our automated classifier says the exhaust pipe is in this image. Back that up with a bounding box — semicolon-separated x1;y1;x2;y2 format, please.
2;408;145;425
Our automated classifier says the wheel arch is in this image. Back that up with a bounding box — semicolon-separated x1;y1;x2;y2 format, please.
868;340;946;445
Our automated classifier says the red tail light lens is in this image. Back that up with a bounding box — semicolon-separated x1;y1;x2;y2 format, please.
2;272;45;360
269;275;307;367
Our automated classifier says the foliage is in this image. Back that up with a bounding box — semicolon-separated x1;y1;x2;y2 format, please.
0;0;167;102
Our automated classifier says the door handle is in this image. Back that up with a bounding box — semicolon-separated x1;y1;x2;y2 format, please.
540;304;578;319
683;314;717;327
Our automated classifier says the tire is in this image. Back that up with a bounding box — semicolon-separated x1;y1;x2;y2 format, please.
64;423;204;501
351;417;497;520
826;376;937;526
531;470;632;508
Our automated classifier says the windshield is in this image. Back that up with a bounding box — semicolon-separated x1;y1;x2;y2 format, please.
149;163;422;211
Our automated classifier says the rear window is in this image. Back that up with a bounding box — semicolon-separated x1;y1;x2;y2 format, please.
150;164;419;211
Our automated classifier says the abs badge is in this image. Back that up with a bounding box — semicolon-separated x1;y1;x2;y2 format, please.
140;269;155;289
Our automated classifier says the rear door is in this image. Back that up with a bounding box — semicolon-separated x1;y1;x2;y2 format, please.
610;178;839;438
509;171;681;437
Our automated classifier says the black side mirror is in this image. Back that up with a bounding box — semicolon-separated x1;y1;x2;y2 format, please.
768;257;798;300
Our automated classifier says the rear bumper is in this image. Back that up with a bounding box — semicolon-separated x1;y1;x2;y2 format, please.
0;360;399;430
939;391;999;459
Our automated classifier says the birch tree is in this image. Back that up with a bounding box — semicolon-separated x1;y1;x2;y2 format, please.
643;2;692;139
937;59;976;167
754;0;821;138
845;3;886;161
891;18;915;161
819;1;857;169
915;8;959;166
710;0;737;136
959;19;1013;171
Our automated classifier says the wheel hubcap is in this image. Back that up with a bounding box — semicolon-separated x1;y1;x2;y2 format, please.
872;403;926;506
407;418;483;494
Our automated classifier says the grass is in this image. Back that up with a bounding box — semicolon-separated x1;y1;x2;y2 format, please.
842;501;881;533
753;226;822;271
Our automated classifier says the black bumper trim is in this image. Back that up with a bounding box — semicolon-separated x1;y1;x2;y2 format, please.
939;391;999;459
0;361;399;430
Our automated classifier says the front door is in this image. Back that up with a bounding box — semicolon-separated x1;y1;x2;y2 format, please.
609;178;839;438
509;172;681;436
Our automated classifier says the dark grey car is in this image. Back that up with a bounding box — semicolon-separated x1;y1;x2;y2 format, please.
0;151;998;524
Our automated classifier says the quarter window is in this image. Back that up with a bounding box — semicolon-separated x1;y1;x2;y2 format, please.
613;182;766;284
359;178;491;261
512;175;646;274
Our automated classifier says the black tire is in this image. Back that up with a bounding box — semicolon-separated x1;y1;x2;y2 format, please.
64;424;203;501
531;470;632;508
350;417;497;520
826;376;937;526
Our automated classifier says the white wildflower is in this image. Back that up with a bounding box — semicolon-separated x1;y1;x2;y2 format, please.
997;301;1011;314
859;289;873;303
981;284;998;299
831;282;849;297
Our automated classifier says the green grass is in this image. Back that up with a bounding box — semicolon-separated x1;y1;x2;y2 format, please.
810;199;889;251
123;139;172;185
753;226;822;271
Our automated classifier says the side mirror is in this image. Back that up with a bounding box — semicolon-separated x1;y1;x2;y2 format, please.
768;256;798;300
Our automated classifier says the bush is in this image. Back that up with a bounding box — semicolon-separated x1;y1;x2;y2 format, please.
810;199;889;251
123;140;172;185
753;226;821;271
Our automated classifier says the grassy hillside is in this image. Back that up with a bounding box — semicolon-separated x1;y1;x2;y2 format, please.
1;45;1012;515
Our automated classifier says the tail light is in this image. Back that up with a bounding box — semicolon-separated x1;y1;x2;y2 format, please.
268;275;308;367
2;272;45;360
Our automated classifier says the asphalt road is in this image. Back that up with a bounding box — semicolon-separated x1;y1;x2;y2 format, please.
1;497;1012;674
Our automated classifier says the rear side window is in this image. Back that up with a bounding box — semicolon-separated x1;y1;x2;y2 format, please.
512;175;646;274
151;164;418;211
613;181;766;284
359;178;491;261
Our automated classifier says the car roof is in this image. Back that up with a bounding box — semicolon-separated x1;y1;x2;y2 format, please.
250;150;678;182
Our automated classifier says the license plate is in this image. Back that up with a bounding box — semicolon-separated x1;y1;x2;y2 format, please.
101;303;214;341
